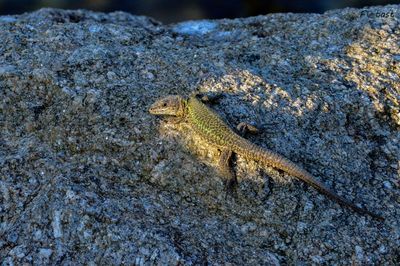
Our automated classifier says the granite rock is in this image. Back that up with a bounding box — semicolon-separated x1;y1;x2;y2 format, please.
0;6;399;265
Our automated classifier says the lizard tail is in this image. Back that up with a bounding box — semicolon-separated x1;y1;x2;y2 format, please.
244;142;383;221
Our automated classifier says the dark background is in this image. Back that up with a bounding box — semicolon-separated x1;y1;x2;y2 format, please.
0;0;398;23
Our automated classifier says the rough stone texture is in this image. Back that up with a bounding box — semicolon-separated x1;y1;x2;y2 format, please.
0;6;399;265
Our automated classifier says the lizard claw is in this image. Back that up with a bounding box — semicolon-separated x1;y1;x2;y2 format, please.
237;122;259;136
195;93;224;104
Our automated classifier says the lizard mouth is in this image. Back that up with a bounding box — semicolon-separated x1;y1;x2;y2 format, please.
148;108;158;114
149;106;166;115
148;103;159;114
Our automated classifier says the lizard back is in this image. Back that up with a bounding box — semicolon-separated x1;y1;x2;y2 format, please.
187;96;300;158
187;96;291;165
187;96;243;148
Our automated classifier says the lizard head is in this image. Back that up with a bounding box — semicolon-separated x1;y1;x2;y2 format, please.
149;95;186;117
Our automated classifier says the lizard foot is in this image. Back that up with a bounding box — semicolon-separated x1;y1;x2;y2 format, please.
237;122;259;136
195;92;224;104
218;149;239;198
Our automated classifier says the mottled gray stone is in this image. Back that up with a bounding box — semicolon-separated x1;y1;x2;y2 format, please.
0;6;399;265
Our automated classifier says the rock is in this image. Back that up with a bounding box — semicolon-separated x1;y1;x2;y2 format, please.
0;6;399;265
39;248;53;258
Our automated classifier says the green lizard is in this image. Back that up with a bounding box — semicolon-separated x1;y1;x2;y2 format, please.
149;95;383;221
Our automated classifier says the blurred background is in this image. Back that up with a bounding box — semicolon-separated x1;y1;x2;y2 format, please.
0;0;398;23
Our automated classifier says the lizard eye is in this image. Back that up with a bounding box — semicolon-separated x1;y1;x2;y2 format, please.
162;103;167;107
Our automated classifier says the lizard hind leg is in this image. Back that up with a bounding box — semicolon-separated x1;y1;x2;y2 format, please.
236;122;259;136
218;149;238;194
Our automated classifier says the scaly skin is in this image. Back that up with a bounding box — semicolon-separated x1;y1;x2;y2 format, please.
149;95;383;220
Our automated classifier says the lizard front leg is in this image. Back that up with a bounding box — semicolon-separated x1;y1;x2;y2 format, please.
195;92;223;104
218;149;238;193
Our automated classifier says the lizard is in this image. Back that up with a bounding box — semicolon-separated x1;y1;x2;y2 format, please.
149;94;383;221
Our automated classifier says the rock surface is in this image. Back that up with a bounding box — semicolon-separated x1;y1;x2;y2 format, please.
0;6;399;265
